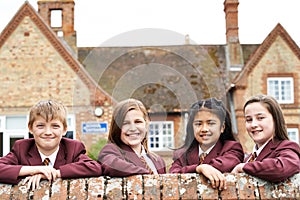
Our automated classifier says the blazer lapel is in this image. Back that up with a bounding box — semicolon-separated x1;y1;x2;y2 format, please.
54;143;67;168
204;140;222;163
28;145;43;166
256;139;279;161
187;144;200;165
119;144;144;167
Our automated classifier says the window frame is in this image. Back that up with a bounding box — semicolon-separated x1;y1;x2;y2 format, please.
287;128;299;144
267;77;294;104
148;121;174;151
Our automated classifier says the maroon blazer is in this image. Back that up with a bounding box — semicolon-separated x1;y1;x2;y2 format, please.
0;138;102;184
169;140;244;173
243;139;300;183
98;143;166;177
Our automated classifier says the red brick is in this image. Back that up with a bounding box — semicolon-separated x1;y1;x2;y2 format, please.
51;178;68;200
0;184;12;199
68;178;87;199
87;177;105;199
161;174;179;199
104;177;124;199
143;174;161;200
197;173;219;200
126;175;143;200
179;173;198;199
236;173;257;199
32;180;51;200
220;173;238;199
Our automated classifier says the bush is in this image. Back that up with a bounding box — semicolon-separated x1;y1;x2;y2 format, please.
87;137;108;160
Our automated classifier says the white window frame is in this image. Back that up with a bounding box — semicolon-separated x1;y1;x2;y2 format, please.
1;116;29;156
267;77;294;104
287;128;299;144
148;121;174;151
1;114;76;157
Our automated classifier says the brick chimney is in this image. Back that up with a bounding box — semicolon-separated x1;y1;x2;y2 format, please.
38;0;77;55
224;0;243;72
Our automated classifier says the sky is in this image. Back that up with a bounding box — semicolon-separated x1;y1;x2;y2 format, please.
0;0;300;47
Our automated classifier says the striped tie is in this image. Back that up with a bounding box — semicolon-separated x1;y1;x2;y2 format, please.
43;158;50;166
199;153;207;164
248;152;257;162
140;156;153;174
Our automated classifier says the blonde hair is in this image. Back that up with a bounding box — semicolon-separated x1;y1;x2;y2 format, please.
28;100;68;130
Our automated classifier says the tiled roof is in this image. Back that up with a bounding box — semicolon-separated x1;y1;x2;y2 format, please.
78;45;230;111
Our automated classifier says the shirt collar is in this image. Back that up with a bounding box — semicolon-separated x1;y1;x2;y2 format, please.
39;147;59;166
198;143;215;157
252;138;271;156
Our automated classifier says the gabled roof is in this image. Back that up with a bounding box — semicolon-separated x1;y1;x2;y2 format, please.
0;1;113;106
233;23;300;88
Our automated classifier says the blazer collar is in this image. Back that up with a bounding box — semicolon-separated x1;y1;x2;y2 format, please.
187;140;222;165
54;143;67;168
256;139;280;161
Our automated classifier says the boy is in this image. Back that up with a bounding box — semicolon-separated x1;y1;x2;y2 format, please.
0;100;102;190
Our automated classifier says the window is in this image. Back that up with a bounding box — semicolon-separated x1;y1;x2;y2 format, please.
267;77;294;104
287;128;299;144
149;121;174;151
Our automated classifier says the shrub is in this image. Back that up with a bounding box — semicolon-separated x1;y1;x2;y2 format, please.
87;137;108;160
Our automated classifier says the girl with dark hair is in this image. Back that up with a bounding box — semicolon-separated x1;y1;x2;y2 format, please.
231;94;300;183
98;98;166;177
169;97;244;190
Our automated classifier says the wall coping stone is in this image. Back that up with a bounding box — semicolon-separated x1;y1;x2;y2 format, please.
0;173;299;199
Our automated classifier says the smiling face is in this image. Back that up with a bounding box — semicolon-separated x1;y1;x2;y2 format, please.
244;102;274;148
120;109;147;153
29;116;67;156
193;110;225;151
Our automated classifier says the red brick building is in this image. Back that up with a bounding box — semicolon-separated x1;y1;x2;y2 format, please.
0;0;299;165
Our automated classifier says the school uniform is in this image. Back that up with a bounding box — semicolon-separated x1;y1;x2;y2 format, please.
169;140;244;173
243;139;300;183
98;143;166;177
0;138;102;184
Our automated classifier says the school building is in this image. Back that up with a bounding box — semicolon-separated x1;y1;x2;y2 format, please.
0;0;299;165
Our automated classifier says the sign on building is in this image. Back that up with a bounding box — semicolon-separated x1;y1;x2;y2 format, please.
82;122;108;134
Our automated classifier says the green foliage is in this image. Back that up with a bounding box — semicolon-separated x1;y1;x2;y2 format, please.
87;137;108;160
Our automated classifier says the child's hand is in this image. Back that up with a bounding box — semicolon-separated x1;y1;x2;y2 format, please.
196;164;226;190
22;174;45;191
231;163;245;173
21;166;61;191
38;166;59;181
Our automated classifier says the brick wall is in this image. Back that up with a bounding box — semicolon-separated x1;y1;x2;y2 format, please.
0;173;299;199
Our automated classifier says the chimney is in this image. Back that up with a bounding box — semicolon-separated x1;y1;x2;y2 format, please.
224;0;243;72
38;0;77;55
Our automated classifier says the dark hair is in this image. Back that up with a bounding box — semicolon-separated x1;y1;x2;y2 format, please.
182;97;236;148
243;94;289;140
108;98;150;152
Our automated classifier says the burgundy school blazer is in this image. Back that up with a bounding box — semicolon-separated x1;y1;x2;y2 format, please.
169;140;244;173
243;139;300;183
98;143;166;177
0;138;102;184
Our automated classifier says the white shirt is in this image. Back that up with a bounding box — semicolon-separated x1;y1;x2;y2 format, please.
39;147;59;167
198;143;216;158
135;145;158;174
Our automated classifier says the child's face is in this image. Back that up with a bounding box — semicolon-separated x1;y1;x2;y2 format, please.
244;102;274;148
193;110;225;151
120;109;147;153
29;116;67;155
